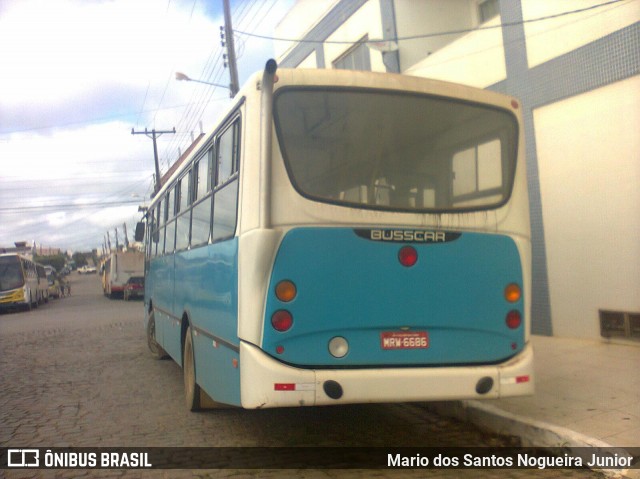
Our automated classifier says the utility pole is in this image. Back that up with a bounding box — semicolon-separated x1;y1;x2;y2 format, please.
123;223;129;249
222;0;240;97
131;127;176;196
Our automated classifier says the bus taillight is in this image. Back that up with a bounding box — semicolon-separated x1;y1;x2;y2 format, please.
275;280;297;302
398;246;418;267
272;310;293;332
504;283;521;303
506;310;521;329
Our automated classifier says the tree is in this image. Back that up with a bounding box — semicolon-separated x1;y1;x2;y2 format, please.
34;254;66;272
72;252;89;268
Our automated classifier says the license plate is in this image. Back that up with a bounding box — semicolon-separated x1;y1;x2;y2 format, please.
380;331;429;350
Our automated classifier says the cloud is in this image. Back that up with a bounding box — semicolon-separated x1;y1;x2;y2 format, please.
0;0;293;252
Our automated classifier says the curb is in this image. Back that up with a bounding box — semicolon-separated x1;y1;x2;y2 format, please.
424;400;638;479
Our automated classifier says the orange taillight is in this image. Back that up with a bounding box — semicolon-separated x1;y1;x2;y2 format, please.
504;283;521;303
275;280;297;302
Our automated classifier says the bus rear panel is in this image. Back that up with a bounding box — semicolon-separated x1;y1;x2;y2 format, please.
236;74;532;408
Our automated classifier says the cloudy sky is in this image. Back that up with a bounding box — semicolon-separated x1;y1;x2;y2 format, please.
0;0;293;253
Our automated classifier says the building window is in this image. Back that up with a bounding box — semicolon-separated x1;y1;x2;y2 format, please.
333;37;371;71
478;0;499;23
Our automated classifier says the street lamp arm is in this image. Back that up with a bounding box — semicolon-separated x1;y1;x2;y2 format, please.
175;72;229;89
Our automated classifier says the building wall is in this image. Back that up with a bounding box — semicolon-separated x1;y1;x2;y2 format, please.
534;75;640;338
274;0;340;62
404;14;505;88
394;0;477;72
523;0;639;68
323;1;385;70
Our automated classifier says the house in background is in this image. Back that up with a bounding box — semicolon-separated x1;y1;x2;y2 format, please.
275;0;640;341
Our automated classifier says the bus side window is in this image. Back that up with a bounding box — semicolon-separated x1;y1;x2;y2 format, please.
180;171;191;212
174;182;181;215
164;191;171;223
191;155;214;247
217;120;239;185
153;203;161;257
212;118;240;242
194;157;209;201
176;169;192;251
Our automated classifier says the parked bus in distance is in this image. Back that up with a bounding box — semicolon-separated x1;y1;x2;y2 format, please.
0;253;41;311
137;61;533;410
102;250;144;299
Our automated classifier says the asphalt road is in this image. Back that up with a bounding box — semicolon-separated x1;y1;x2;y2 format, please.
0;273;604;478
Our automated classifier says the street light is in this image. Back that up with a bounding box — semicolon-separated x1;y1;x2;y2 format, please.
175;72;230;89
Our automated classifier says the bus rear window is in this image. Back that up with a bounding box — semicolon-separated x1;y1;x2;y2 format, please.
273;88;518;212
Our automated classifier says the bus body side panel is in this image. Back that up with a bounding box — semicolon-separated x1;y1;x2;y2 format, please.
149;255;174;360
174;239;241;406
193;331;241;406
0;287;28;309
262;227;526;367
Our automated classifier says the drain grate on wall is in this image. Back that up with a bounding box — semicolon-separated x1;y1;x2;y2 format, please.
599;310;640;341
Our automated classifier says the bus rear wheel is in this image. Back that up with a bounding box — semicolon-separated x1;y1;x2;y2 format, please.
183;325;229;411
146;311;168;360
183;326;202;411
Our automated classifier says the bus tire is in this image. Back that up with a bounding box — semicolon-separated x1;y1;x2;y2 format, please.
146;311;168;360
24;290;32;311
183;325;231;410
183;326;202;411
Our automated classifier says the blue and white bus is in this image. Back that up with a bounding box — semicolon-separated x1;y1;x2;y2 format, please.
139;60;533;410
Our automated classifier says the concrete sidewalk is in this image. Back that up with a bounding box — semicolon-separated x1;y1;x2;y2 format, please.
428;335;640;478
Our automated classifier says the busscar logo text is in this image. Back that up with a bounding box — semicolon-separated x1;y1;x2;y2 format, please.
371;230;446;242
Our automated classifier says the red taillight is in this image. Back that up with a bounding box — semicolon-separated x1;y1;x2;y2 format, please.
398;246;418;267
271;310;293;332
274;383;295;391
506;310;522;329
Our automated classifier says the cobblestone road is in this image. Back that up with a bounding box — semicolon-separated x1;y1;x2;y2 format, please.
0;275;603;479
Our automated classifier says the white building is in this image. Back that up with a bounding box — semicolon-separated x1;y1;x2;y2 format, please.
275;0;640;341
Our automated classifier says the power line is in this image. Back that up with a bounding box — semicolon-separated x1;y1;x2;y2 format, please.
158;0;282;166
0;199;143;213
234;0;628;44
0;100;220;137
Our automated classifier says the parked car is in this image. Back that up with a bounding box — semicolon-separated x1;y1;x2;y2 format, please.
123;276;144;301
78;265;97;274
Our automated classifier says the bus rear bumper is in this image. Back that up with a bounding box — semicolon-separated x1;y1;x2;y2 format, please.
240;342;534;409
